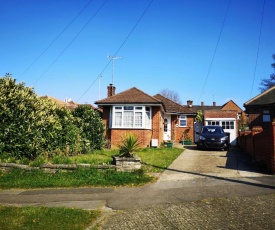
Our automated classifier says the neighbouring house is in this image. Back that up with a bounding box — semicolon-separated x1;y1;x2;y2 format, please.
95;84;196;148
238;86;275;173
243;86;275;130
41;95;95;111
186;100;246;145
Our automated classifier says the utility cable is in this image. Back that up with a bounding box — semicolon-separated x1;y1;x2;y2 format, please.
32;0;108;85
250;0;265;98
198;0;231;103
18;0;94;80
76;0;155;102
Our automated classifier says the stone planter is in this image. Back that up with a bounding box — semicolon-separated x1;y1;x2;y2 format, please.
112;155;141;171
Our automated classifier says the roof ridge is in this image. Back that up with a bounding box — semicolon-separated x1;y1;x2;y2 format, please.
154;94;196;114
133;87;162;102
222;100;242;111
245;86;275;105
95;86;163;104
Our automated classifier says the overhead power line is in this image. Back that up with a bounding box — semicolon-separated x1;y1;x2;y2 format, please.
76;0;155;102
198;0;231;103
18;0;95;80
32;0;108;85
250;0;265;98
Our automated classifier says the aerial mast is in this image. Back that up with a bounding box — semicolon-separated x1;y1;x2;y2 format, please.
107;54;123;84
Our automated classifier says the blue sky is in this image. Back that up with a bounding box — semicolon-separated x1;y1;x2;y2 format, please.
1;0;274;109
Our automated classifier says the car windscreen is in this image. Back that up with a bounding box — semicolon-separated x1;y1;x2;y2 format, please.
202;127;224;134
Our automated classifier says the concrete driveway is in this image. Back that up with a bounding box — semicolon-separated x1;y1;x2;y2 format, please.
158;145;265;182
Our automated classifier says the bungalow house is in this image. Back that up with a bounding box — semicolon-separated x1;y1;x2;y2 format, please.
185;100;246;145
95;84;196;148
244;86;275;129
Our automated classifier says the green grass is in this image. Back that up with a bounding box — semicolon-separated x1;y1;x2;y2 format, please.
0;168;153;189
0;147;183;189
137;147;183;172
0;148;184;229
0;205;101;230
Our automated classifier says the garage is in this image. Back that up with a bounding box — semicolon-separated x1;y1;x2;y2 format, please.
205;117;237;146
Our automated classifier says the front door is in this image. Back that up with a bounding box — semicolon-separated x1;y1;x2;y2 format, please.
163;115;171;141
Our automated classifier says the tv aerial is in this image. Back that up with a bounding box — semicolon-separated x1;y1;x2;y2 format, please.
107;54;123;84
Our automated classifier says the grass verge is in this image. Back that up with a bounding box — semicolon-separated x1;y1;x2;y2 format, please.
0;205;101;230
0;168;153;189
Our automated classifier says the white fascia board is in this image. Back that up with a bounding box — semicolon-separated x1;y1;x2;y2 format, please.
165;112;196;116
97;103;162;106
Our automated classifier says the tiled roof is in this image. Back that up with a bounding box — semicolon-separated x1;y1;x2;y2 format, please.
189;105;222;113
95;87;162;105
154;94;196;114
244;86;275;106
41;95;95;110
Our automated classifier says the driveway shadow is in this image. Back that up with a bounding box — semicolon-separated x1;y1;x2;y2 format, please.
142;146;275;190
218;147;271;174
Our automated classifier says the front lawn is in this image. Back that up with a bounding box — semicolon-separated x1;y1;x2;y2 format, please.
137;147;183;172
0;147;183;189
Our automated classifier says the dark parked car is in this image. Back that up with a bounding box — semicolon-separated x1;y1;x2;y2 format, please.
196;125;230;151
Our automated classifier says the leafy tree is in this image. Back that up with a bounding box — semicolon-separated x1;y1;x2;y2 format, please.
0;74;61;159
54;107;81;155
159;88;182;104
0;74;105;159
259;54;275;92
195;110;204;122
72;105;104;151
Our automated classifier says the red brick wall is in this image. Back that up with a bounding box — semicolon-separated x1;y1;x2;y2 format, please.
110;129;152;148
222;101;238;111
171;115;195;143
151;107;162;142
247;106;275;130
101;106;110;140
238;122;275;173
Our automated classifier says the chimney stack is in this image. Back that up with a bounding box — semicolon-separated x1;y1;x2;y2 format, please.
107;84;116;97
201;102;204;106
213;102;216;106
187;100;193;107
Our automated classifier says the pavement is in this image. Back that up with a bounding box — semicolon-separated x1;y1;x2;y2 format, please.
1;146;275;229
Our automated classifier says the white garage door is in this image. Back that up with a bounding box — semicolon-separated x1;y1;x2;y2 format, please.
205;119;237;145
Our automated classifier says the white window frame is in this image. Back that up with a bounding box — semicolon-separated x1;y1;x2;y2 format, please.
179;115;187;127
111;105;151;129
206;118;235;130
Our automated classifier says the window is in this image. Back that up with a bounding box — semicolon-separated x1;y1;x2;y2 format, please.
112;106;151;129
222;121;234;129
263;110;270;122
164;118;168;132
207;121;220;126
179;116;187;127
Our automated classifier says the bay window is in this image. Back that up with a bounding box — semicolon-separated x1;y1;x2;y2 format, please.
111;106;151;129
